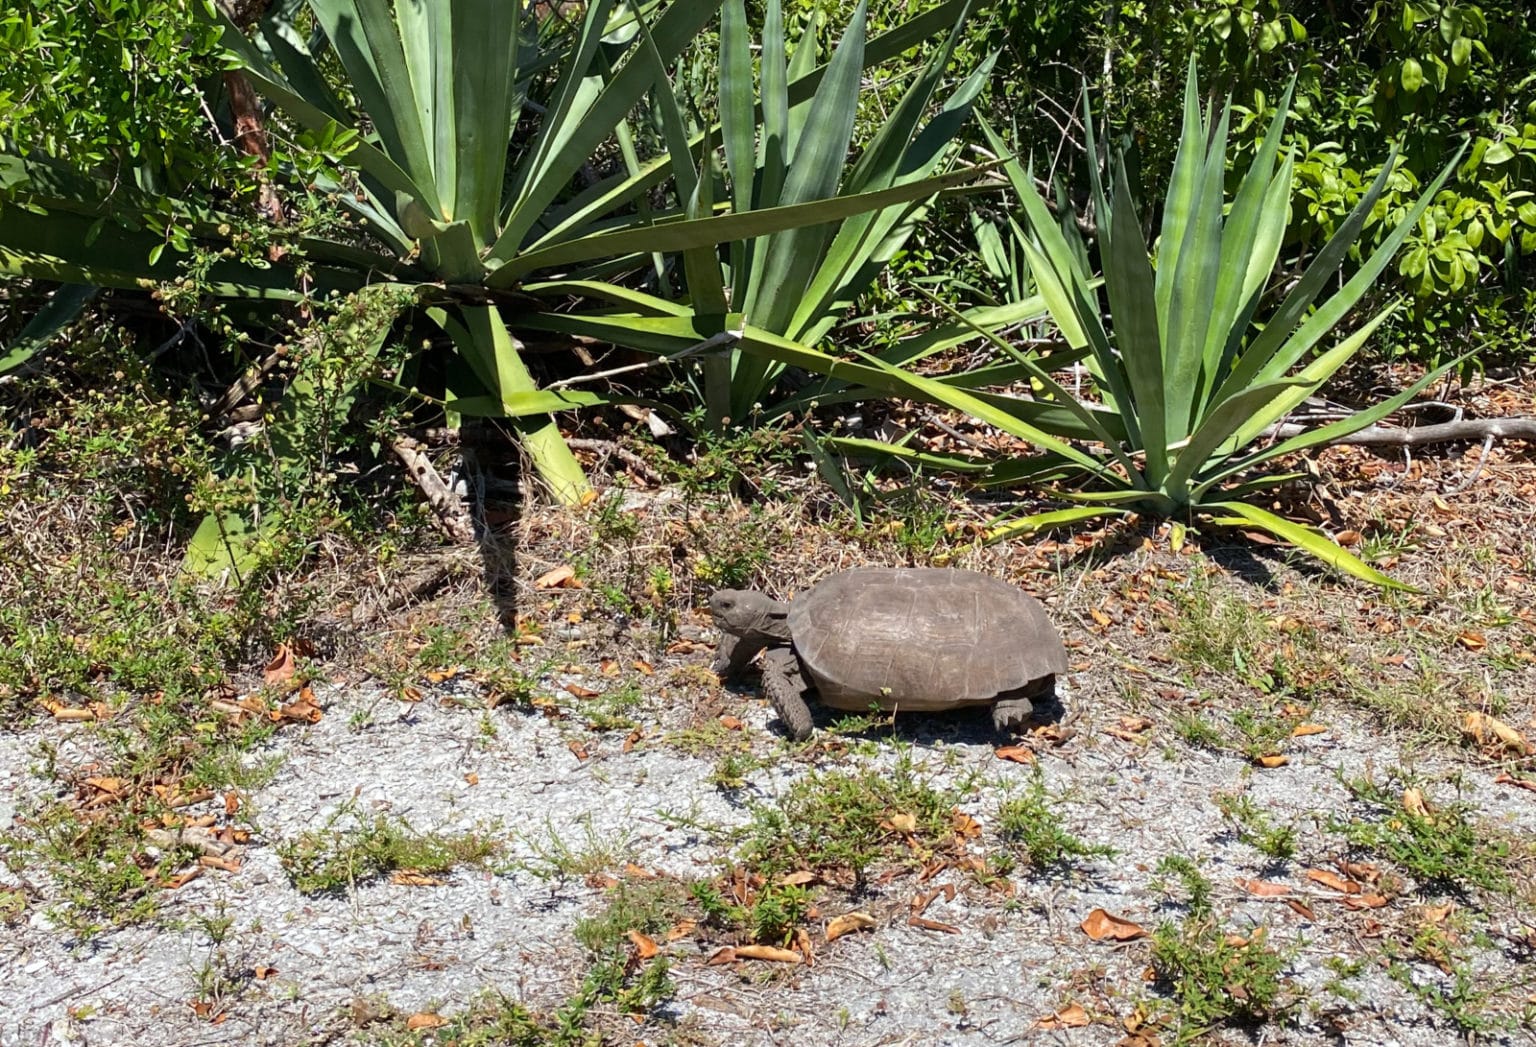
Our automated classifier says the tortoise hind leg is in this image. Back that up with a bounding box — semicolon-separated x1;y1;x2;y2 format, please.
991;698;1035;734
761;648;816;742
992;675;1056;734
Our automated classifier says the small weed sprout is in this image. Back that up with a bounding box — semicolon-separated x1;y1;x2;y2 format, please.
1150;919;1295;1033
569;877;689;1023
1170;711;1225;751
995;773;1115;870
515;814;631;882
277;804;500;894
581;682;647;731
709;750;756;791
1333;773;1515;894
734;752;976;885
691;876;814;946
1213;791;1297;861
1147;855;1295;1032
1153;855;1214;918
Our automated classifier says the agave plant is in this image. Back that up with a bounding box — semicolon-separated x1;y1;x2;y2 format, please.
740;60;1464;586
975;60;1464;584
515;0;1012;428
703;0;993;424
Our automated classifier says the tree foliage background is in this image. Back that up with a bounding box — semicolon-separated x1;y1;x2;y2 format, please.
5;0;1532;350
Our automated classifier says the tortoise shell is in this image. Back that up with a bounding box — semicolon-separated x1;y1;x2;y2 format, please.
787;567;1066;712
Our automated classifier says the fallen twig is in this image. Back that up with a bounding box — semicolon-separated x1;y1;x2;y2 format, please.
390;436;475;544
566;438;666;485
1445;432;1497;495
1266;416;1536;447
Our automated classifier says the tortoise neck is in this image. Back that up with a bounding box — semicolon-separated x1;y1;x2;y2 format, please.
755;601;792;642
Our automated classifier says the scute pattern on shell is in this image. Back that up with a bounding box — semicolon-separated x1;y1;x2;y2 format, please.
786;567;1066;712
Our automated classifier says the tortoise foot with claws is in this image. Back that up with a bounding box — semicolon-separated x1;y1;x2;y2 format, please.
709;567;1067;741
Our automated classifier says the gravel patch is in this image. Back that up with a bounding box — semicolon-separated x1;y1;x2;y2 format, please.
4;653;1533;1046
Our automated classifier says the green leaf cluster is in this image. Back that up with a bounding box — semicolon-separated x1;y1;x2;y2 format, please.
0;0;240;193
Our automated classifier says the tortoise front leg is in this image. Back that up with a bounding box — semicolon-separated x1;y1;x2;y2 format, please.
711;632;767;680
761;647;815;742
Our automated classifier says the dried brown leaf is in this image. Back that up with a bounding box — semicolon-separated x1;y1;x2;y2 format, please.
627;930;659;958
1420;903;1455;924
49;706;97;722
390;871;443;887
951;811;982;838
276;686;323;724
1235;878;1290;897
1463;711;1529;753
1305;868;1360;894
263;644;296;685
1284;899;1316;921
994;744;1036;764
732;944;803;963
534;565;579;589
1341;861;1380;884
1401;787;1430;818
1080;908;1147;941
1035;1003;1091;1030
161;868;202;889
825;911;877;942
665;918;697;941
907;916;961;934
794;927;815;966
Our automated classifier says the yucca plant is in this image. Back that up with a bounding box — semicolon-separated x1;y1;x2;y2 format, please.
701;0;993;424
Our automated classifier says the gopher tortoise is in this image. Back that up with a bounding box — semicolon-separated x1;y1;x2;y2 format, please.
709;567;1066;740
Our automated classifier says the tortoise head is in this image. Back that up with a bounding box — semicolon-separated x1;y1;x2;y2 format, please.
708;589;791;678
